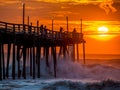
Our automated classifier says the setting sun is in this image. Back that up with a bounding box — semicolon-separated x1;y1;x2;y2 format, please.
88;25;117;41
97;26;109;37
98;26;108;33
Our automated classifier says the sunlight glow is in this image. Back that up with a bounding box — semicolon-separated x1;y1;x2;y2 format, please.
88;25;117;41
98;26;108;33
98;26;109;37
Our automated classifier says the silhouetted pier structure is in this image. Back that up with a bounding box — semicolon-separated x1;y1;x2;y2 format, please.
0;21;85;80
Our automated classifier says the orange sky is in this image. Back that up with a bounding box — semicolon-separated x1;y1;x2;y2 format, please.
0;0;120;23
0;0;120;54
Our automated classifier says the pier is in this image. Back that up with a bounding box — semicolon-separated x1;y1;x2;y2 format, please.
0;21;85;80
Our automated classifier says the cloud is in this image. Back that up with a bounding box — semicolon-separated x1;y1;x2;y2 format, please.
0;0;20;4
0;0;118;14
49;11;72;17
99;0;117;14
18;6;36;10
36;0;117;14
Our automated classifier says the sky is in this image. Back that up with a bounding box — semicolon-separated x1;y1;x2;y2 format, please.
0;0;120;54
0;0;120;23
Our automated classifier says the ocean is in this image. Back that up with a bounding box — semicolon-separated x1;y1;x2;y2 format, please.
0;53;120;90
84;54;120;69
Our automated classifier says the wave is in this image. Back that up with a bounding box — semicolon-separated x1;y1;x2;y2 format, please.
0;79;120;90
55;58;120;81
2;54;120;81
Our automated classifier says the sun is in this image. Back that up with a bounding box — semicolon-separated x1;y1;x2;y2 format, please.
98;26;108;34
89;26;116;41
97;26;109;37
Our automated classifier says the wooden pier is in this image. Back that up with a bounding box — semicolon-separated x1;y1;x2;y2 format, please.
0;21;85;80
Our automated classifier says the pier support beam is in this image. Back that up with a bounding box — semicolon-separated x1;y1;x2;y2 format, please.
63;45;66;58
72;44;75;61
17;45;21;79
59;46;62;56
52;46;57;78
2;44;5;79
33;47;35;79
30;47;33;76
76;43;79;62
22;46;27;79
83;41;86;64
46;47;49;67
27;48;30;63
59;45;68;58
12;44;16;79
0;42;2;80
6;43;11;78
36;47;41;78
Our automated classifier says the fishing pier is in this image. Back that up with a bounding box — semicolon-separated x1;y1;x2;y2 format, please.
0;21;85;80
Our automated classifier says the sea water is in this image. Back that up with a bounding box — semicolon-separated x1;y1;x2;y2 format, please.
84;54;120;69
1;47;120;90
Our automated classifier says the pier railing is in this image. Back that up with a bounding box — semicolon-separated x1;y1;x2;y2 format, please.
0;21;83;41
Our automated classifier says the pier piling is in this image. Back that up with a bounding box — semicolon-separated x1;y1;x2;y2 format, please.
2;44;5;79
6;43;11;78
0;42;2;80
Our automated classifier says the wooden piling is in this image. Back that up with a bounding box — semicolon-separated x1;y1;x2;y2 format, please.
22;46;27;79
72;44;75;61
37;20;39;35
6;43;11;78
17;45;21;79
28;16;29;25
59;46;62;56
12;24;16;79
30;47;32;76
0;42;2;80
36;47;41;78
52;46;57;78
63;46;66;57
43;47;46;57
46;47;49;67
76;43;79;62
33;47;35;79
27;48;30;62
12;44;16;79
1;44;5;79
83;41;85;64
